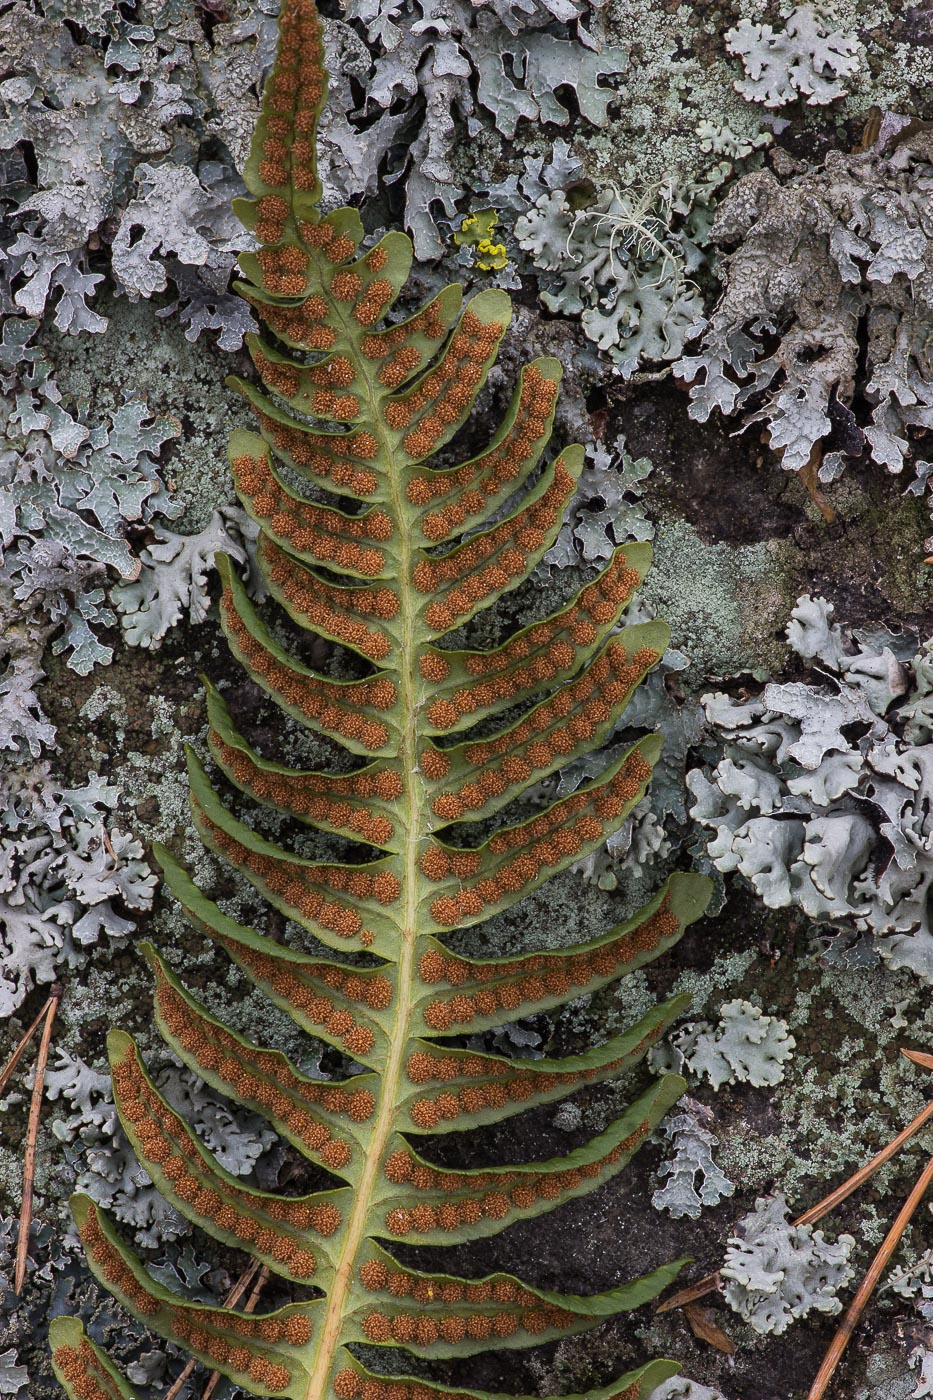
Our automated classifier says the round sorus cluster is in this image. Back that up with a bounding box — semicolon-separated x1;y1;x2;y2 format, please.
381;1191;506;1237
363;510;394;542
404;1084;505;1129
156;972;381;1134
216;936;386;1059
574;552;643;624
298;222;345;255
357;1264;543;1312
424;579;647;735
300;220;358;265
231;452;388;576
252;339;361;421
193;804;381;945
219;590;393;749
292;860;401;905
416;949;448;984
332;1370;478;1400
246;289;337;352
358;1310;456;1344
282;1312;315;1345
419;745;451;781
361;1300;575;1343
415;457;575;634
627;901;680;953
307;354;356;390
428;749;654;926
309;387;361;421
383;311;504;459
448;639;656;778
256;245;309;298
111;1045;322;1276
457;548;641;692
424;647;574;732
348;765;404;801
380;1137;645;1222
251;340;303;400
172;1311;292;1392
182;1305;313;1349
404;1048;507;1084
415;900;680;1028
260;536;398;662
247;402;380;496
229;940;394;1014
210;733;397;849
362;294;451;369
152;964;359;1168
53;1338;127;1400
410;366;558;542
378;344;423;390
401;1046;626;1124
418;844;481;883
299;1200;342;1235
358;1259;390;1290
259;0;325;193
418;649;451;683
254;193;289;245
331;270;362;302
79;1207;159;1318
353;278;396;327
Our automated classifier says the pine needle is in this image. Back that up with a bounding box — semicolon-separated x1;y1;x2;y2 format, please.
683;1301;735;1354
797;444;836;522
14;984;61;1294
163;1361;195;1400
807;1152;933;1399
0;996;53;1098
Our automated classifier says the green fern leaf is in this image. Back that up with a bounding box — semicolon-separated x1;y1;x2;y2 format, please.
51;3;712;1398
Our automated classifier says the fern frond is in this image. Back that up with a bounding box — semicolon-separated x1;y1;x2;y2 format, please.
54;2;712;1397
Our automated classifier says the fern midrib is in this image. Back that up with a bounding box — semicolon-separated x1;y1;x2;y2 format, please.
304;294;424;1400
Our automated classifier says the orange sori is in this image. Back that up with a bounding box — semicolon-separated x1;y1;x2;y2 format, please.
415;904;680;1029
211;732;398;846
231;451;391;574
52;1340;133;1400
409;368;559;541
416;458;577;633
110;1051;326;1275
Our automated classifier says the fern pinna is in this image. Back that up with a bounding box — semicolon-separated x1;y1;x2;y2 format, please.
49;5;712;1399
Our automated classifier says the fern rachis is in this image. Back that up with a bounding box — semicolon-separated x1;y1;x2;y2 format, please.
49;5;712;1399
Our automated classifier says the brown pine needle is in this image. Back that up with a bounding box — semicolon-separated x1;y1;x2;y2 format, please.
162;1258;264;1400
101;824;120;866
14;984;61;1294
0;995;53;1098
163;1360;196;1400
658;1081;933;1315
201;1266;269;1400
221;1256;264;1309
684;1300;735;1354
242;1263;270;1314
657;1273;724;1313
797;444;836;523
807;1151;933;1399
